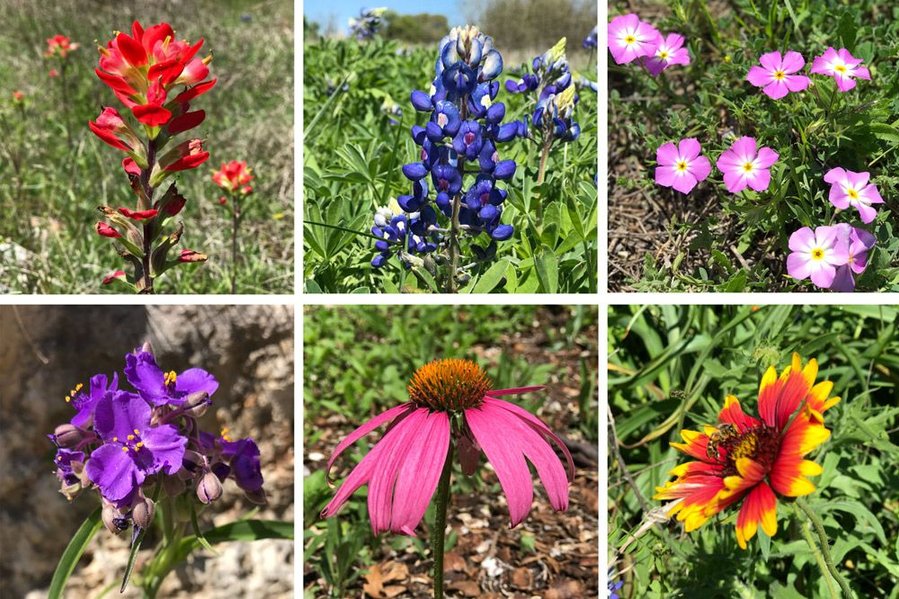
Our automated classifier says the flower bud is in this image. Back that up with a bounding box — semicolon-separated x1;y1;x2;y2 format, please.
132;496;156;529
53;423;84;448
244;487;268;506
197;471;223;504
102;502;129;535
183;390;211;417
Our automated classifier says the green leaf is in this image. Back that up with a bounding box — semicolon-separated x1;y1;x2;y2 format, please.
535;250;559;293
472;259;509;293
48;507;103;599
120;525;147;593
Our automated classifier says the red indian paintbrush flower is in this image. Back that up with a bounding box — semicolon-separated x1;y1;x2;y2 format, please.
45;34;79;58
212;160;254;195
94;20;215;130
654;354;839;548
322;359;575;535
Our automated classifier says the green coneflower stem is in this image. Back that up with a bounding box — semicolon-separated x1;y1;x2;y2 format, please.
432;442;454;599
794;498;854;598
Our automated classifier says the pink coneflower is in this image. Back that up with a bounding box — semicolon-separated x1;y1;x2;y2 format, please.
321;358;574;535
607;14;660;65
810;47;871;92
654;138;712;194
715;136;779;194
643;33;690;77
786;225;849;289
823;167;883;224
746;51;810;99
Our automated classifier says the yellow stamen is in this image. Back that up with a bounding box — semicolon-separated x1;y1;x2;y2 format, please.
112;437;118;442
811;248;825;261
847;188;859;200
835;64;847;74
133;428;140;435
164;371;177;386
221;427;233;442
65;396;71;403
127;434;135;441
773;70;786;80
624;35;636;45
122;447;129;452
676;160;688;172
742;162;754;173
136;442;144;449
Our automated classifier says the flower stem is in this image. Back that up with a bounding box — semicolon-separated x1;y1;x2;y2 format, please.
536;134;553;226
432;441;453;599
795;498;854;598
230;200;240;294
139;138;158;294
447;192;461;293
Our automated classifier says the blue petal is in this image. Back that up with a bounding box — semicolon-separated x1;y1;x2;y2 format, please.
410;90;433;111
490;223;514;241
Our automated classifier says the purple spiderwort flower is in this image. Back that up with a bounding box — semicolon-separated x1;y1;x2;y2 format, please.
642;33;690;76
86;391;187;504
810;47;871;92
607;14;660;65
715;136;779;194
786;225;850;289
823;167;883;224
125;349;219;406
746;51;811;99
830;224;876;292
654;138;712;194
64;373;118;428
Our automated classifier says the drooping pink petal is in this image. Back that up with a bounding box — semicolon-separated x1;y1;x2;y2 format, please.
500;405;570;511
485;397;575;481
368;408;431;534
465;404;534;526
389;410;451;535
324;402;415;481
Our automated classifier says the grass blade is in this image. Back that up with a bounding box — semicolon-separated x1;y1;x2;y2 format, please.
48;506;103;599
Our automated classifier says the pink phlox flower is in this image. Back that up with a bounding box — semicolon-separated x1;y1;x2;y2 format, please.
715;136;779;194
608;14;660;65
786;225;850;289
654;138;712;194
830;223;876;292
643;33;690;76
321;361;574;536
810;47;871;92
746;51;810;99
823;167;883;224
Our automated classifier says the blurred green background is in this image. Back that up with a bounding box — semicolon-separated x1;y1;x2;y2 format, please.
608;304;899;598
0;0;293;293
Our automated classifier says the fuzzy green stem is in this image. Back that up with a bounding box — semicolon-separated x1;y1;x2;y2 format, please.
795;498;854;598
138;138;158;294
432;442;453;599
793;502;838;599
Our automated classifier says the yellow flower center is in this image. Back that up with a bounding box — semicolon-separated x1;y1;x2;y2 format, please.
164;370;177;386
835;64;847;74
742;162;754;173
675;160;688;172
811;247;825;261
408;358;492;411
773;70;786;80
624;35;636;45
847;188;859;200
658;50;669;59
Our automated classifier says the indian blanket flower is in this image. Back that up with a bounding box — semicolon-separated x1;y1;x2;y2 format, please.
607;14;660;65
45;34;79;58
715;136;779;194
654;138;712;194
655;353;839;548
786;225;849;289
90;20;215;291
321;358;574;535
642;33;690;77
830;224;876;292
746;51;810;100
378;25;520;289
811;47;871;92
823;167;883;224
50;343;266;536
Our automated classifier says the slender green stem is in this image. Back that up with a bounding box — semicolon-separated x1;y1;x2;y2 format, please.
793;502;838;599
161;494;174;548
536;134;553;227
230;199;240;294
432;442;453;599
447;191;461;293
139;138;158;294
795;498;854;598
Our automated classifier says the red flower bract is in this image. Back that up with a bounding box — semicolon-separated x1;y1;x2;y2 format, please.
212;160;254;194
654;354;840;548
95;20;215;128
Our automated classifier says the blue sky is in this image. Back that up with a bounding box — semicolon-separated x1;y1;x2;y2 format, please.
305;0;466;33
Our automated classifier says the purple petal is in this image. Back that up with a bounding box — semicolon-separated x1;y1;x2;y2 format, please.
175;368;219;398
141;424;187;475
86;443;141;502
94;391;150;443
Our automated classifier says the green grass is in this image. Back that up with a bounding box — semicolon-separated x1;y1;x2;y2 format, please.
303;37;597;293
608;304;899;597
0;0;293;293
